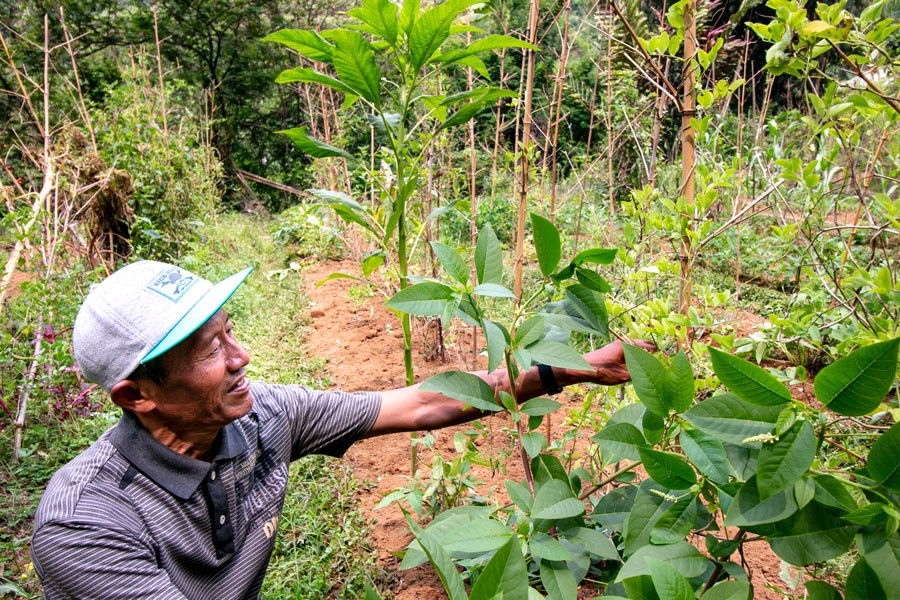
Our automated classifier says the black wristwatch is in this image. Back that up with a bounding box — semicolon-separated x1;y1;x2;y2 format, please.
538;364;563;395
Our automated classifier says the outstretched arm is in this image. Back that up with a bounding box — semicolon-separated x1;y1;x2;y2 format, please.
365;339;654;438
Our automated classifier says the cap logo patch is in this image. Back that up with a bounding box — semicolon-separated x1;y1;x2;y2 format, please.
147;266;198;302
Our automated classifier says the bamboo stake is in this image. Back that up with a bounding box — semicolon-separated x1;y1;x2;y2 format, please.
548;0;572;220
152;6;169;162
677;1;697;336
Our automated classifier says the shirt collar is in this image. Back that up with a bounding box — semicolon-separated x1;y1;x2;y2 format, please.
110;410;248;500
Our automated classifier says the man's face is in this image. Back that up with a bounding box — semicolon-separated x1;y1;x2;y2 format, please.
144;309;253;430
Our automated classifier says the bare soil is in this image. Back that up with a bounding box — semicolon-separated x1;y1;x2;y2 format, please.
299;259;800;599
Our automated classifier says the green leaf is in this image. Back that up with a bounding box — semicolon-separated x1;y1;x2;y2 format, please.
757;420;816;499
868;422;900;492
472;283;515;298
709;347;791;406
574;267;612;293
770;501;855;565
419;371;500;412
434;34;538;65
522;432;546;458
277;126;355;160
845;557;887;600
360;252;386;278
437;88;517;132
616;541;709;581
520;397;561;417
856;530;900;595
410;0;481;72
592;422;646;464
469;536;529;600
506;480;533;514
623;344;668;417
530;533;572;561
683;393;782;446
330;30;382;107
562;527;620;561
532;480;584;520
385;281;453;315
482;320;506;374
405;514;468;600
563;284;609;336
430;242;469;284
531;213;562;277
726;475;799;527
665;351;695;413
539;560;577;600
680;428;732;483
475;223;502;285
347;0;399;45
440;519;514;556
647;557;695;600
624;482;674;556
638;448;697;490
572;247;618;265
514;316;544;348
815;338;899;416
526;339;591;370
651;495;698;545
703;580;752;600
263;29;334;61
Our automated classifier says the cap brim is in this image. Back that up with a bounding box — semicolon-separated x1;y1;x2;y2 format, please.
142;267;253;363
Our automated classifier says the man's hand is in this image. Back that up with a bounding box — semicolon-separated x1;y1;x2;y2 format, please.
582;339;658;385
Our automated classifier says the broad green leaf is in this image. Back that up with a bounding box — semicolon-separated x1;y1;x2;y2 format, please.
277;126;355;160
360;252;386;277
532;480;584;520
430;241;469;284
624;481;674;556
440;519;514;556
709;347;791;406
844;503;890;526
482;319;506;374
563;285;608;335
405;514;468;600
450;54;489;78
665;351;695;413
472;282;515;298
647;557;694;600
845;557;887;600
623;344;668;417
347;0;399;45
616;541;709;581
540;560;577;600
538;312;597;335
811;473;857;512
643;410;665;445
526;339;591;370
703;580;752;600
433;34;538;65
410;0;481;71
592;485;638;534
437;88;518;132
532;454;570;487
530;533;572;561
263;29;334;61
650;495;698;545
574;267;612;293
514;316;544;348
638;448;697;490
867;421;900;492
726;475;799;528
398;0;418;33
330;30;382;107
385;281;453;315
572;247;618;265
592;422;645;464
684;393;782;446
275;65;357;93
562;527;620;561
474;223;502;285
506;480;533;514
531;213;561;277
857;530;900;594
770;501;855;565
815;338;899;416
757;420;816;499
520;397;561;417
419;371;500;412
522;432;546;458
680;428;732;483
469;536;529;600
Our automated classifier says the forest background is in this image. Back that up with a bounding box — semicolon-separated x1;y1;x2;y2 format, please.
1;0;899;598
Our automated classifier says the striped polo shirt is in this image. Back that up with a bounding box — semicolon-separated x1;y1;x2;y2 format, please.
31;382;381;599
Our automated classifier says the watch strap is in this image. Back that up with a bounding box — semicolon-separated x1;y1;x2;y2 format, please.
538;364;563;395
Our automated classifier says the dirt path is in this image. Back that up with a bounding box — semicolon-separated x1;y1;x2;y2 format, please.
299;259;794;599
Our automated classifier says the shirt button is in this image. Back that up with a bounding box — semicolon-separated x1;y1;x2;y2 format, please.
219;515;226;525
210;471;217;481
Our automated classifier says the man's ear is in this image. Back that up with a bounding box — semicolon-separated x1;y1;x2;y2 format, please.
110;380;157;413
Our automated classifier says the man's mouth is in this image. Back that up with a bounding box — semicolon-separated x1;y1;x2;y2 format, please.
228;377;249;394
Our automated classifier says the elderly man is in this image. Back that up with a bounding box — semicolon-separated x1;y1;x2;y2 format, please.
31;261;645;599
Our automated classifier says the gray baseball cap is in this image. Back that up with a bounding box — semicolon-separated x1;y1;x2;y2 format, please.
73;261;252;391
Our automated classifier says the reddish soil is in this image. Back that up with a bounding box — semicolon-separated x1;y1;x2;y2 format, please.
299;259;800;599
